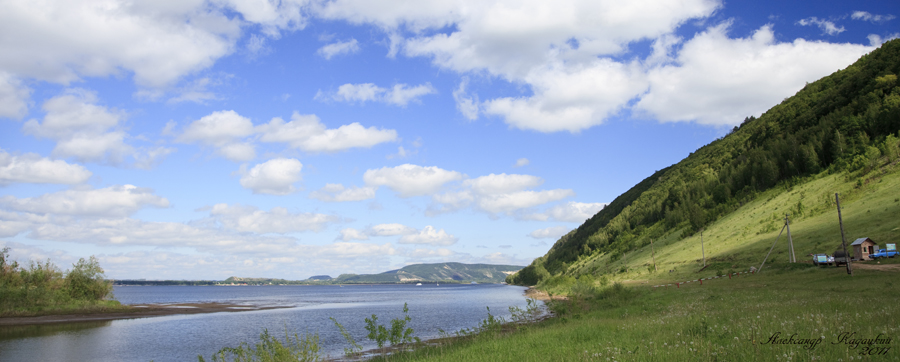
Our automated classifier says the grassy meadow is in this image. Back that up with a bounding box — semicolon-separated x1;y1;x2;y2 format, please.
369;264;899;362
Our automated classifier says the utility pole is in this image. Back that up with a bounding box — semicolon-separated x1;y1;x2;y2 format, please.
786;214;795;263
701;229;706;267
650;239;658;272
835;193;852;275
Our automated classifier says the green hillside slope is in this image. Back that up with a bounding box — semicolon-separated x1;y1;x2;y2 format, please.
508;39;900;288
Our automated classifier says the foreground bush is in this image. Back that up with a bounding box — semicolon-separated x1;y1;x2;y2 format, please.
0;247;115;315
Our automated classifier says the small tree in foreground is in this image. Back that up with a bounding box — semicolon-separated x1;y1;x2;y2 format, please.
66;256;112;301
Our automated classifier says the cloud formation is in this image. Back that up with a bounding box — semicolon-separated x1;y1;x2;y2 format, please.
851;11;896;23
309;183;377;202
528;226;571;239
313;1;877;131
210;203;339;234
796;17;845;35
398;225;458;246
429;173;576;217
176;110;399;159
239;158;303;195
257;112;398;152
318;39;361;59
0;184;169;217
0;149;92;185
23;89;132;164
177;110;256;161
317;82;436;106
635;24;872;125
363;164;464;197
0;72;30;119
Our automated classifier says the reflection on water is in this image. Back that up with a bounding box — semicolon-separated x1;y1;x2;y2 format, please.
0;284;529;362
0;320;112;340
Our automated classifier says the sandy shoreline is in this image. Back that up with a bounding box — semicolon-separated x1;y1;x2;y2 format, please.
523;287;566;301
0;302;291;326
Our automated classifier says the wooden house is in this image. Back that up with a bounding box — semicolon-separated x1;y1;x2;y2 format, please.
851;237;878;260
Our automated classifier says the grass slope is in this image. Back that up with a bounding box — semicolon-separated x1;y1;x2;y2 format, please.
560;160;900;289
378;265;900;362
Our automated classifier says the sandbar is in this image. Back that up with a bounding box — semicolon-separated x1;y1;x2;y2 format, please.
0;302;290;326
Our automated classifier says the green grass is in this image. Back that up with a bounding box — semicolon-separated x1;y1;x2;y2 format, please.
562;160;900;287
0;299;129;318
374;267;899;362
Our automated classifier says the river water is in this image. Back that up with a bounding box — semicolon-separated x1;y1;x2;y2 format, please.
0;283;530;361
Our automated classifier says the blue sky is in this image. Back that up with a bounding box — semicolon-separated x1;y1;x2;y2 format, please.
1;0;897;280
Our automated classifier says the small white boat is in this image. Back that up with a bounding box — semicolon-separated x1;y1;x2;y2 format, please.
416;283;422;286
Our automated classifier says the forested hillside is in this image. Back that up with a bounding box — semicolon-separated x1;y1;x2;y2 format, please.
509;39;900;286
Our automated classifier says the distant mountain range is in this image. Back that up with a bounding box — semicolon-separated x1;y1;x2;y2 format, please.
213;262;524;285
331;262;524;284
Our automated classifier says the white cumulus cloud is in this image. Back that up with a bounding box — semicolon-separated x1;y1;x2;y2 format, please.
177;110;257;161
0;72;30;119
23;89;133;164
528;226;571;239
257;112;398;152
0;0;242;88
635;24;873;125
0;184;169;217
309;183;377;202
210;203;338;234
527;201;607;222
363;164;464;197
0;149;92;185
239;158;303;195
398;225;458;246
428;173;575;217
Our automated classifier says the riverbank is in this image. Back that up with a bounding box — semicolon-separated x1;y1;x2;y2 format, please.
0;302;290;326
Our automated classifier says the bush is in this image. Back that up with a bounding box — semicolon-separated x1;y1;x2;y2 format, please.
1;248;114;314
66;256;112;300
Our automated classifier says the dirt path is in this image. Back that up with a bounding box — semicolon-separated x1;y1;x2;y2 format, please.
0;302;291;326
849;262;900;271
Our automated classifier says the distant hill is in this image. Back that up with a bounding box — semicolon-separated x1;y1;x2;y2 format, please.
508;39;900;287
334;262;524;284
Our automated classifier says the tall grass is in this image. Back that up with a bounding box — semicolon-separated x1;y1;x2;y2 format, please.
198;329;321;362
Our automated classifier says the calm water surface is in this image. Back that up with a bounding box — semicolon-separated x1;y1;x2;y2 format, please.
0;283;530;361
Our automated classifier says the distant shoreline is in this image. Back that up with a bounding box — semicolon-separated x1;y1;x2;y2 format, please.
0;302;291;327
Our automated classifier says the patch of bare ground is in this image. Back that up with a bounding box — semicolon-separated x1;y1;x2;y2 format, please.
524;287;567;301
850;262;900;271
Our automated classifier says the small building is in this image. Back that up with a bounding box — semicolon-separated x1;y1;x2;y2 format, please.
851;237;878;260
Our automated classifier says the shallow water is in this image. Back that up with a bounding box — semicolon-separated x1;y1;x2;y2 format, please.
0;283;529;361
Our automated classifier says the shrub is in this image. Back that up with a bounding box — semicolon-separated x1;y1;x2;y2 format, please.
66;256;112;301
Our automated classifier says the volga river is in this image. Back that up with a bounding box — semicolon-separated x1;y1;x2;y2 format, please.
0;283;531;361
